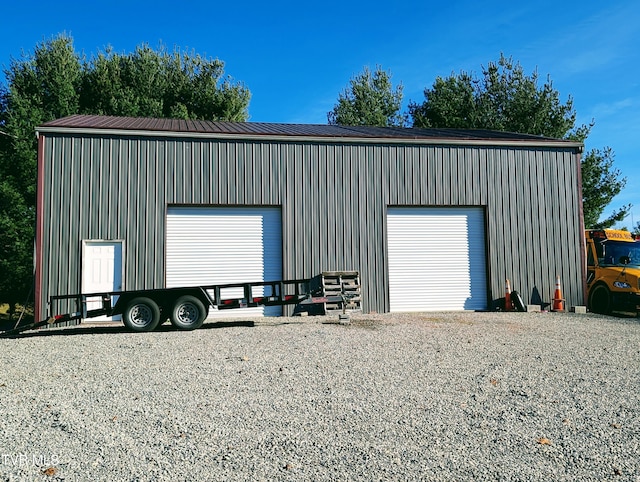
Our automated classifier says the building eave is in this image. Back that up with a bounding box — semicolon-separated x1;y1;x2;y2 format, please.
36;125;584;152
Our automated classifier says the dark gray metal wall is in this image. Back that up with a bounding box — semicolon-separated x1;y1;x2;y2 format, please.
37;132;584;317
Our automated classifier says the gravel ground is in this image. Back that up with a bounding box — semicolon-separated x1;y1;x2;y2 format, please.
0;311;638;481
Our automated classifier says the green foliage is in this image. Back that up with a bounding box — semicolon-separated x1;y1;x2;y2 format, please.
0;179;34;314
79;44;250;121
409;54;584;139
410;74;477;130
328;66;406;127
409;54;629;227
0;36;80;312
581;148;630;229
2;36;81;201
0;33;251;310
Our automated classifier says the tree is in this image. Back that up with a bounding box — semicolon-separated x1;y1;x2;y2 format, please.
409;54;581;138
328;65;406;127
581;148;630;229
0;180;34;318
0;34;251;316
409;54;629;227
79;44;250;121
0;35;81;318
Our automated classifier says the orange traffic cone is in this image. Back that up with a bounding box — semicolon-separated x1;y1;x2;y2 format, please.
552;275;565;312
505;279;513;311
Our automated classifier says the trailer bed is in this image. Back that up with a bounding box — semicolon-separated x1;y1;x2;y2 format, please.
1;275;359;336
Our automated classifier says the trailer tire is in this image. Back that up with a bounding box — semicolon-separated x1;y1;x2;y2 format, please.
123;297;161;332
589;284;611;315
170;296;207;331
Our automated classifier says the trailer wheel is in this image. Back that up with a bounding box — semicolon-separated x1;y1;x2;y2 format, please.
589;284;611;315
123;297;161;332
170;296;207;331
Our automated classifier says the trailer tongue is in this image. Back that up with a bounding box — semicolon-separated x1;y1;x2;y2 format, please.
1;276;359;337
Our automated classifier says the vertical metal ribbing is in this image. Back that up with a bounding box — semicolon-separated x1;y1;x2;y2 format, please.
520;148;535;302
39;132;584;315
567;150;580;300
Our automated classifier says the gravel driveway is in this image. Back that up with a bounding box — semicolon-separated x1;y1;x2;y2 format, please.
0;311;638;481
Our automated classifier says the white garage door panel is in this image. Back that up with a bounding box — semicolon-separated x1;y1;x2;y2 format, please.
166;207;282;317
388;207;487;312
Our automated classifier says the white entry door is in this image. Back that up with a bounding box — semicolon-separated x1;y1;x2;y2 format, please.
82;241;123;321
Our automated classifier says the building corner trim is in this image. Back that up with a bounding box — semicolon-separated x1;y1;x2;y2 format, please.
34;134;45;321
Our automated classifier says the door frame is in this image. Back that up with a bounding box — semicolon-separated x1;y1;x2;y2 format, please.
81;239;125;321
165;206;283;318
385;206;488;312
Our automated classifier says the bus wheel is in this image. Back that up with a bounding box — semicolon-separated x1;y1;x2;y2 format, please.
170;296;207;331
589;285;611;315
123;297;161;332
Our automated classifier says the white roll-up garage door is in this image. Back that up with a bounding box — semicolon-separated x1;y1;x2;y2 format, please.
387;207;487;312
166;206;283;317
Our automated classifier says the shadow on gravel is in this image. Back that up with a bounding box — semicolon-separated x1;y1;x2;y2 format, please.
0;320;256;339
324;319;382;330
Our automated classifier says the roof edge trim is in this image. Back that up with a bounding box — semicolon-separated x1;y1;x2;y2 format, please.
36;125;584;151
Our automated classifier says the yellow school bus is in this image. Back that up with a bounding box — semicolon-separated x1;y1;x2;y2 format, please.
585;229;640;315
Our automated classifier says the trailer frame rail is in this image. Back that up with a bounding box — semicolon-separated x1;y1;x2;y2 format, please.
1;276;357;337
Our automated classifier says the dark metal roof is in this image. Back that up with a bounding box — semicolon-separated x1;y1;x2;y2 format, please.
39;114;576;144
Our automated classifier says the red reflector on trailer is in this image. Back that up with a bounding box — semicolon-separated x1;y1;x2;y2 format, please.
222;299;235;305
55;315;65;320
253;297;264;303
284;295;295;301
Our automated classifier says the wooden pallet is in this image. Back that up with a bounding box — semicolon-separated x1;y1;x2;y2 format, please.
321;271;361;314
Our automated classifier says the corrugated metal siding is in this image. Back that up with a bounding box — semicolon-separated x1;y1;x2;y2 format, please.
38;133;584;317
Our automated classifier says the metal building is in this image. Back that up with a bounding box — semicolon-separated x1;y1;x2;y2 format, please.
35;115;585;320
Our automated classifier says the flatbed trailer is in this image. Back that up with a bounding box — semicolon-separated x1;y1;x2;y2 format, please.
1;278;352;337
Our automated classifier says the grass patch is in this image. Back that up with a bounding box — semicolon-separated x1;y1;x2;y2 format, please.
417;314;474;325
0;303;35;323
348;319;382;330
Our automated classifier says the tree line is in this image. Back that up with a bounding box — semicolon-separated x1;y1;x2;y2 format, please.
328;59;631;232
0;35;249;317
0;35;632;316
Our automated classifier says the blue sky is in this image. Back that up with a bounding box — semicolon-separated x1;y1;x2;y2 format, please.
2;0;639;226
